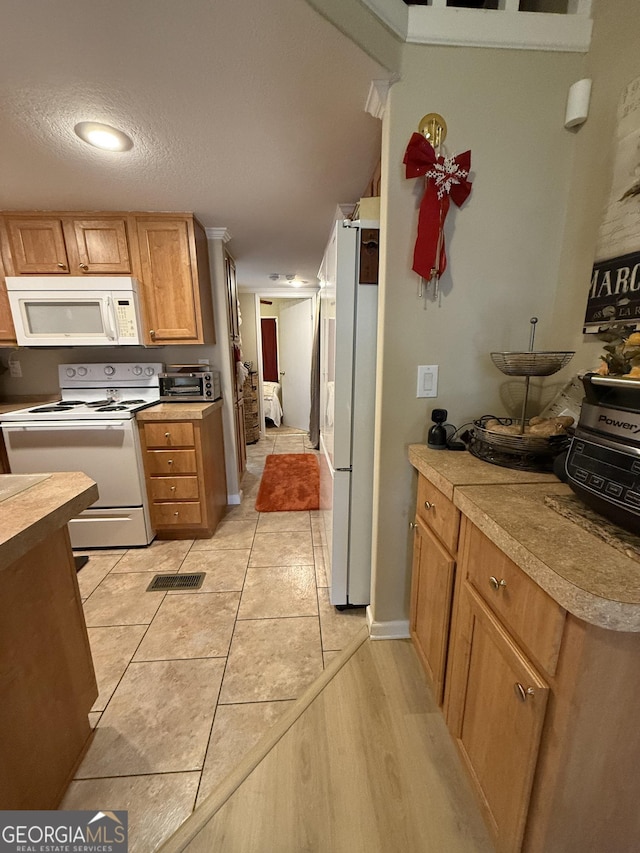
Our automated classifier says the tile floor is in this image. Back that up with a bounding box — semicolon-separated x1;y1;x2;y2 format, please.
61;426;367;852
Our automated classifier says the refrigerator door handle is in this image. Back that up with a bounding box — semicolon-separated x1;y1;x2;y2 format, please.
335;466;352;472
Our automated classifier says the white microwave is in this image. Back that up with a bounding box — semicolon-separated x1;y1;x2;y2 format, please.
6;276;144;346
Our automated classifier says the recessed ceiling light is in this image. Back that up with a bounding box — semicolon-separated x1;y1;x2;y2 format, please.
74;121;133;152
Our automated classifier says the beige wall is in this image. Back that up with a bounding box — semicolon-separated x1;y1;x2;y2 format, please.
550;0;640;367
371;44;583;626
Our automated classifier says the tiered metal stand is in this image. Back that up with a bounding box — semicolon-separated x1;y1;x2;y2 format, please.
469;318;574;471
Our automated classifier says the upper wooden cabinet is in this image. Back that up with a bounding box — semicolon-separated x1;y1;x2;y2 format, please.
4;215;131;275
0;211;216;346
135;215;215;346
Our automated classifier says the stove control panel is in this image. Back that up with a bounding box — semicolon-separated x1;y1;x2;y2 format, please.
58;363;164;386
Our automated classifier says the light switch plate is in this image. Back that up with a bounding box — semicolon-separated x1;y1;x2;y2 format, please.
417;364;438;398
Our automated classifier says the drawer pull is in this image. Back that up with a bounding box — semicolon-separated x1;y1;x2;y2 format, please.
424;500;435;511
170;486;176;492
167;459;173;466
514;682;535;702
174;511;179;517
489;576;507;591
409;521;416;530
165;432;170;438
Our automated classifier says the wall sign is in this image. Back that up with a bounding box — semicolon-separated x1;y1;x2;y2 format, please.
585;75;640;333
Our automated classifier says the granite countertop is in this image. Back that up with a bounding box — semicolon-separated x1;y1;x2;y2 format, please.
408;445;640;632
0;472;98;570
136;399;223;421
0;397;60;415
408;444;558;499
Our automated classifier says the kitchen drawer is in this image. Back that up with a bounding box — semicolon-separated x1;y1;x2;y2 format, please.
152;501;202;527
146;449;197;475
416;474;460;554
462;520;566;675
143;422;195;448
148;476;200;501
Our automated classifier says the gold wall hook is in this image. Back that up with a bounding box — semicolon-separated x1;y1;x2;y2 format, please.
418;113;447;149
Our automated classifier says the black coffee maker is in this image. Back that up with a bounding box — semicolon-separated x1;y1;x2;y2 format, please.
428;408;449;450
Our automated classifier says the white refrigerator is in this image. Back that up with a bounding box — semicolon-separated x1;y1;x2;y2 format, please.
319;219;378;608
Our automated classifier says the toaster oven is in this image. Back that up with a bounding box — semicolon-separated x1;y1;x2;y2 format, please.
565;373;640;534
159;369;221;402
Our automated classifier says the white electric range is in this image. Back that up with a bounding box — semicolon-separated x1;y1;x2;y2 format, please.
1;362;163;549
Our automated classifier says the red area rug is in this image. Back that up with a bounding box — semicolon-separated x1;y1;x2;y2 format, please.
255;453;320;512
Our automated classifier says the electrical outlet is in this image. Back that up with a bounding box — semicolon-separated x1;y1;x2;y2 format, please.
9;359;22;378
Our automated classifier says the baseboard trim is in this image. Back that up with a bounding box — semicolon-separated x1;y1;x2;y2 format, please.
366;607;410;640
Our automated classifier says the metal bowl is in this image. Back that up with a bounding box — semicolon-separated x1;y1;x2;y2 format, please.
472;416;571;455
490;351;574;377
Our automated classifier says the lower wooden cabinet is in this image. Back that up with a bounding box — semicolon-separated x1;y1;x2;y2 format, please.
138;405;227;538
410;517;455;706
445;581;549;853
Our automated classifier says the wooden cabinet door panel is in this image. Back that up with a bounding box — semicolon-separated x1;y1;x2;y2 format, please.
137;219;201;343
65;219;131;273
7;218;69;273
410;517;455;705
0;279;16;344
447;582;549;853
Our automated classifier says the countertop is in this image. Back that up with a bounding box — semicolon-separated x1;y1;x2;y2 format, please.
0;471;98;570
136;399;223;421
409;445;640;632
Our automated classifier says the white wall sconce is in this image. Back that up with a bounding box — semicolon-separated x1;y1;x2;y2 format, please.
564;78;592;129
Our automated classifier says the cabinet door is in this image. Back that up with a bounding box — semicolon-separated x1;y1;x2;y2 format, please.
0;279;16;344
6;218;69;273
64;218;131;274
410;517;455;705
446;582;549;853
136;218;202;344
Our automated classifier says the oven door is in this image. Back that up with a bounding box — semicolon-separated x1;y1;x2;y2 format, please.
2;419;153;547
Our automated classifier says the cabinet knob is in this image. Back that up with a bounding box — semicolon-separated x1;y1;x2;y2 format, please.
79;263;89;271
165;432;170;438
149;330;156;338
514;683;535;702
424;500;434;511
174;511;179;516
489;576;507;591
57;262;67;269
170;486;176;492
409;521;417;530
167;459;173;465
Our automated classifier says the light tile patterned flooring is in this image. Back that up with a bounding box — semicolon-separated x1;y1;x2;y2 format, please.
61;428;367;852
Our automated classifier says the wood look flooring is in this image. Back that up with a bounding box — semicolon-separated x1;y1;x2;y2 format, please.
160;632;494;853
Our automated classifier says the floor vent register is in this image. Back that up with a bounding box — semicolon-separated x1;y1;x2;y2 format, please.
147;573;206;591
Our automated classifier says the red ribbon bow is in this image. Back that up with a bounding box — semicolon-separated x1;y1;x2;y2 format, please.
403;132;472;280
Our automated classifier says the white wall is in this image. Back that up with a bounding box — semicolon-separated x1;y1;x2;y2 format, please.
370;44;583;626
238;292;258;369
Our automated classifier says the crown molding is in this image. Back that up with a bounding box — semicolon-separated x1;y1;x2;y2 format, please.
205;227;232;242
365;75;399;120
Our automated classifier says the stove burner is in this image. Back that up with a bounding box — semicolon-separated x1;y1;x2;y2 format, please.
97;405;128;411
120;399;145;405
59;401;85;406
31;405;74;413
86;399;114;407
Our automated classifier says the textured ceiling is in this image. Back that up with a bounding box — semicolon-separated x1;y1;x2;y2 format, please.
0;0;385;290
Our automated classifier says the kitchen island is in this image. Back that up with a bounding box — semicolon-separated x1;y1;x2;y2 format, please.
0;471;99;809
408;445;640;853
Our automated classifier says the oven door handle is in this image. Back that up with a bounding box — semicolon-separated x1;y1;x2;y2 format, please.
3;421;128;429
102;297;117;341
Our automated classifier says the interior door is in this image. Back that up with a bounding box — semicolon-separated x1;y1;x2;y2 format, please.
261;317;278;381
279;298;313;431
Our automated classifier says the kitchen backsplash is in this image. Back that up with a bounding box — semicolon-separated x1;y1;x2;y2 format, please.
0;344;219;398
